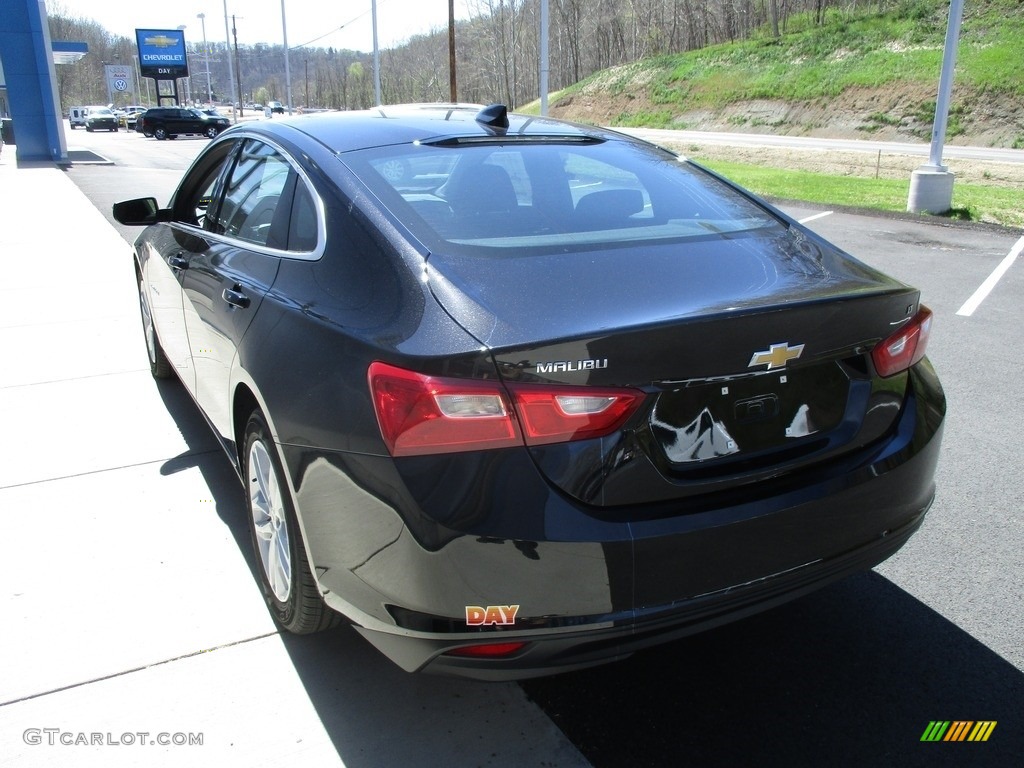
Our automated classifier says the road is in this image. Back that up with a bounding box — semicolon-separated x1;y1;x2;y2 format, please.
620;127;1024;164
5;125;1022;768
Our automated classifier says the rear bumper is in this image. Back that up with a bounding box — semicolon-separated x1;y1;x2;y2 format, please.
359;507;927;680
290;361;943;679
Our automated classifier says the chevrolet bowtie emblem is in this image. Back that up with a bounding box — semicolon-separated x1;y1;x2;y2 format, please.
144;35;179;48
749;342;805;370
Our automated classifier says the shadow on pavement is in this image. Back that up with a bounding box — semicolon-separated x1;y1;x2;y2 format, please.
151;376;583;767
521;571;1023;768
154;378;252;575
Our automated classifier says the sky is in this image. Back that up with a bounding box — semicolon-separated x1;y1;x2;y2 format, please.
48;0;475;53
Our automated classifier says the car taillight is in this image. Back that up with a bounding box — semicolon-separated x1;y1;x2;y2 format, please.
368;362;520;456
871;306;933;378
368;362;645;456
505;384;644;446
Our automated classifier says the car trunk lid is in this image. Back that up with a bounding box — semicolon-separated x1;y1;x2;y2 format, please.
426;225;919;506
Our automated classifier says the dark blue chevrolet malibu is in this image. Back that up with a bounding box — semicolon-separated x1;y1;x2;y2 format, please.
114;104;944;679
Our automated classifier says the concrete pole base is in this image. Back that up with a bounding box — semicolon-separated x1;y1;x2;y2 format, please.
907;166;955;214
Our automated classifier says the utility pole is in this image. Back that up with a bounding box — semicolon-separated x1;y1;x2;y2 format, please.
222;0;237;122
233;15;244;116
280;0;293;114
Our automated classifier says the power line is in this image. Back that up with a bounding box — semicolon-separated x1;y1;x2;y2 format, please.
290;3;382;51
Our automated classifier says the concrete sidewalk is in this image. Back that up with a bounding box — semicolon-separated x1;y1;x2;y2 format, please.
0;153;590;767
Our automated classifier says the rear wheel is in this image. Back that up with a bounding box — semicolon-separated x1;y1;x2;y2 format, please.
243;410;339;634
153;126;167;140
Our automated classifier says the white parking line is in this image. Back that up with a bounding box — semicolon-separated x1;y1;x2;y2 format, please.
956;235;1024;317
798;211;833;224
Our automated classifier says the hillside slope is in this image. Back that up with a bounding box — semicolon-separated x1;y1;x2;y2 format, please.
544;1;1024;149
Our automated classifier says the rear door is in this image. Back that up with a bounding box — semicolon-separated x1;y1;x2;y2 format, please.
180;139;300;441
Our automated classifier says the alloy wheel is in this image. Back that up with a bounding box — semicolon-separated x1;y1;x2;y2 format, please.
248;439;292;603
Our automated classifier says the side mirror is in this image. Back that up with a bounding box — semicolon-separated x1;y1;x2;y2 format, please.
112;197;169;226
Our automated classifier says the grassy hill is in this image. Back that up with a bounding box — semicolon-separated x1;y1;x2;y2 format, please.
535;0;1024;149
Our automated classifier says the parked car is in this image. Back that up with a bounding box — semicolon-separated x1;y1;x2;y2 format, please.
137;107;230;140
268;101;285;114
118;106;147;129
84;107;118;132
68;106;89;129
112;104;945;680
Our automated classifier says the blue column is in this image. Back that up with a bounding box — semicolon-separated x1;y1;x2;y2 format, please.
0;0;67;162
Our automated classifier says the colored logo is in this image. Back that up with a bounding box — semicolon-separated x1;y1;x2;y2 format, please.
921;721;997;742
465;604;519;626
748;342;805;370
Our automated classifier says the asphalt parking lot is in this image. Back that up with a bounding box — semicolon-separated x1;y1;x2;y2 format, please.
1;128;1021;767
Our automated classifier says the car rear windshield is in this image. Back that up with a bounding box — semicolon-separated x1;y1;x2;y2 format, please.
342;137;783;256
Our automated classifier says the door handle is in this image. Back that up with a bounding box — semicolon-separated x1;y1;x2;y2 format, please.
222;286;251;309
168;252;189;270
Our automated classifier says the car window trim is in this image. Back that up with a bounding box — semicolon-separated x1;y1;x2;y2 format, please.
171;133;327;261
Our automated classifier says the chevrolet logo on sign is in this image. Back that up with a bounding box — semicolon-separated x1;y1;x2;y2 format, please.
144;35;179;47
749;342;805;370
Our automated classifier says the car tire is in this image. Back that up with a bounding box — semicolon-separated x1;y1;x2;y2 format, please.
204;126;219;139
243;409;340;635
69;123;77;130
154;127;167;140
137;276;172;379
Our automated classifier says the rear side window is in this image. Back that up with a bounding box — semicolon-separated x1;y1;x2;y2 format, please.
347;139;781;255
287;181;318;252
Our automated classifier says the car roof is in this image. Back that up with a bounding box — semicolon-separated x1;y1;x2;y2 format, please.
235;103;631;154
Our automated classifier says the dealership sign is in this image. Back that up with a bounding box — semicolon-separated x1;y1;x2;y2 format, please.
105;64;134;96
136;28;188;79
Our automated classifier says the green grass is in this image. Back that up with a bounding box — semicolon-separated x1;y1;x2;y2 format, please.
554;0;1024;115
532;0;1023;227
698;160;1023;227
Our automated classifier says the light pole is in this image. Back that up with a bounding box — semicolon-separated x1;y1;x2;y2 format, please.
540;0;549;115
177;25;190;105
372;0;381;105
907;0;965;214
198;13;213;106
